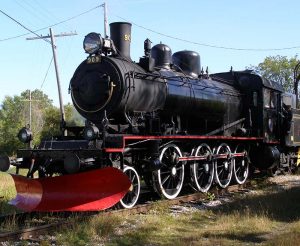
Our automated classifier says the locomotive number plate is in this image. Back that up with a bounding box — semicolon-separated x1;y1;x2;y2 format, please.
87;55;101;64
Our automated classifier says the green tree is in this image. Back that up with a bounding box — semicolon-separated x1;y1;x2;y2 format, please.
67;104;85;127
248;55;299;92
0;95;26;155
40;103;84;139
0;90;54;155
39;106;61;139
21;89;53;146
0;89;85;155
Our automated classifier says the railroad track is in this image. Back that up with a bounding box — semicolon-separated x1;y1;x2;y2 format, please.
0;182;250;243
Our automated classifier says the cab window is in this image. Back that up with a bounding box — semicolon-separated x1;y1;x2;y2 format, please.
263;89;270;108
264;89;277;109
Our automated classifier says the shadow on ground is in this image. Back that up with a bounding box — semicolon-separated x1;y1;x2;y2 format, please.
111;186;300;245
215;186;300;223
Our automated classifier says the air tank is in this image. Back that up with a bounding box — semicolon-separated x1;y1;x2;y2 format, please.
172;50;201;78
151;43;172;69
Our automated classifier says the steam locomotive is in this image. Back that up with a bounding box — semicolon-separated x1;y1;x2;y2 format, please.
1;22;299;211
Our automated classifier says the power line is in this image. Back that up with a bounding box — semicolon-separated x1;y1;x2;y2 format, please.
40;56;53;89
13;0;49;27
0;9;52;45
114;14;300;52
31;0;61;23
0;4;101;42
3;2;298;52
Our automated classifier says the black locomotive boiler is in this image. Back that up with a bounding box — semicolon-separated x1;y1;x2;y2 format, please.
1;22;299;210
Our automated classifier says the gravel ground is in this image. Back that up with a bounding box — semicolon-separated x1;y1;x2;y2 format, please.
2;173;300;245
168;174;300;215
267;174;300;187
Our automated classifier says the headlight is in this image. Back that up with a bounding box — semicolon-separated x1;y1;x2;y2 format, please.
18;127;33;143
83;32;103;54
83;125;99;140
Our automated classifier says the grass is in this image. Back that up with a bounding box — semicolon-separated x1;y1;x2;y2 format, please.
55;215;122;246
105;209;275;245
0;168;26;232
0;170;18;215
266;221;300;246
1;170;300;245
53;178;300;246
53;205;276;245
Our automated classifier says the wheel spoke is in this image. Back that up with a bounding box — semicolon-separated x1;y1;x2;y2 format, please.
131;175;136;183
197;171;204;179
161;161;169;168
165;175;172;189
161;174;171;185
218;168;224;176
197;166;204;171
217;164;225;168
160;171;170;175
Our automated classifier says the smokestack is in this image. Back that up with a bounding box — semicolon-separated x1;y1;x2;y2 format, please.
110;22;132;60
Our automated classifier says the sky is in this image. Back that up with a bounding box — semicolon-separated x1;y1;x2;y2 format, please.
0;0;299;106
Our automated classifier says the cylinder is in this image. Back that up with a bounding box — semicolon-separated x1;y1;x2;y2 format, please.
110;22;132;60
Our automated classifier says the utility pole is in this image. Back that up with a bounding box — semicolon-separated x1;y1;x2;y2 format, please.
294;62;300;108
49;28;66;128
27;29;77;135
29;90;32;149
21;90;40;129
21;90;40;148
29;90;32;128
103;2;108;38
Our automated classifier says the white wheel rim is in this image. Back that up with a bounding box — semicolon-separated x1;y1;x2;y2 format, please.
120;166;141;208
192;144;214;193
214;143;233;188
233;145;249;184
155;144;184;199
